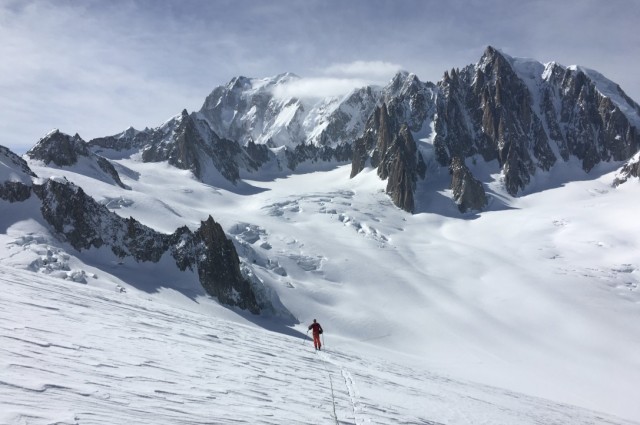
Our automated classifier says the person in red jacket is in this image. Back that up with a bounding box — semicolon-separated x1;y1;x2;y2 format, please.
308;319;323;350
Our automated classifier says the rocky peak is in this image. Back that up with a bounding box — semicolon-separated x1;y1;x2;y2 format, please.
380;124;423;212
28;130;128;189
387;71;411;94
450;157;488;213
228;75;252;91
27;130;90;166
351;104;426;213
28;177;264;313
190;216;260;313
432;45;640;197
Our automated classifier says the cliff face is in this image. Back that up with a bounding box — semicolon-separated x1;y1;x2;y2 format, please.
31;178;261;313
351;47;640;212
27;130;127;189
450;157;488;213
0;145;36;202
433;46;640;196
351;104;426;212
2;144;264;314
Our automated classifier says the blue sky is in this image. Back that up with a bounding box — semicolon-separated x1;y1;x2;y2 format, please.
2;0;639;152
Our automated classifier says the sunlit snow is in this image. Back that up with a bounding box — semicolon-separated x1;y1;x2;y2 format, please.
2;153;640;424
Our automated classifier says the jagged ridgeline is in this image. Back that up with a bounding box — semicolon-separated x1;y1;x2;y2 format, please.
83;46;640;213
1;146;267;314
4;46;640;313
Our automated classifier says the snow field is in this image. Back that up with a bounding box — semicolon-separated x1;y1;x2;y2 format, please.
1;266;636;425
4;155;639;423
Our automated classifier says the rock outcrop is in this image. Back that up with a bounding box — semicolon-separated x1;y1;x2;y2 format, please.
0;145;36;202
351;47;640;211
433;46;640;195
351;105;426;212
30;177;261;313
613;153;640;186
27;130;127;189
2;145;263;314
450;157;488;213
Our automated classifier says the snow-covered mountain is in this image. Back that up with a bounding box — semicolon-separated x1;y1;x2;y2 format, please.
0;152;284;316
85;46;640;214
27;130;128;189
431;46;640;195
2;46;640;423
199;73;381;149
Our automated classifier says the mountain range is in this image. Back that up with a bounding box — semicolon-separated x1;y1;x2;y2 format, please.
85;46;640;213
2;46;640;313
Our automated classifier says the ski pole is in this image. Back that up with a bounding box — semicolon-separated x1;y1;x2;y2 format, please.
302;330;309;345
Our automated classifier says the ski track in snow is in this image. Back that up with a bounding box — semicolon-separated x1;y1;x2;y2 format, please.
1;267;636;425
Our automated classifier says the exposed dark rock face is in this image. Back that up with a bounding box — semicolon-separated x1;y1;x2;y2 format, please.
351;104;396;178
351;105;425;212
30;177;261;313
434;49;554;195
383;72;437;136
28;130;90;166
141;110;218;180
244;140;272;166
27;130;127;189
91;111;266;183
350;74;437;212
450;157;488;213
381;125;422;212
90;106;356;183
90;126;152;151
351;47;640;212
0;181;32;202
285;142;353;170
191;216;259;313
433;46;640;196
0;145;36;202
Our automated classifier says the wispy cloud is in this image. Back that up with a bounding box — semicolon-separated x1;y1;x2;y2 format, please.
271;77;370;100
323;60;404;81
272;61;403;100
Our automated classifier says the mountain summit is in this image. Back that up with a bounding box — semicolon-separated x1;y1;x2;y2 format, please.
82;46;640;213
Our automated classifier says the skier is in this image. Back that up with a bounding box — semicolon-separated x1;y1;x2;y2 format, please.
308;319;323;350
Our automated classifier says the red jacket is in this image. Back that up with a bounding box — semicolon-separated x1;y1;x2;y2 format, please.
308;322;323;335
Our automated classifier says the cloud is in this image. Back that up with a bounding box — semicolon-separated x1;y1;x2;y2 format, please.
271;60;404;100
323;60;404;81
1;0;639;154
271;77;370;100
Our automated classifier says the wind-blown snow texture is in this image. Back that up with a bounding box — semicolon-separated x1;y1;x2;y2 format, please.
1;266;637;425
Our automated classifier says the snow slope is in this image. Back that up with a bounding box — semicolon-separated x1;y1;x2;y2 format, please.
2;154;640;423
1;266;636;425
